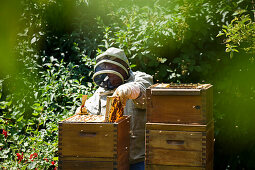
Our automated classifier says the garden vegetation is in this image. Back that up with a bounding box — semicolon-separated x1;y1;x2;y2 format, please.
0;0;254;169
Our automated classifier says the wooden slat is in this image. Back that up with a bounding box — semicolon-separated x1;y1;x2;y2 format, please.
148;83;212;90
146;123;208;132
205;86;213;124
117;116;130;170
151;88;201;96
60;123;115;158
147;148;203;166
61;122;115;132
146;88;153;123
147;95;203;123
145;121;214;169
59;160;114;170
148;130;202;151
146;164;205;170
81;95;87;106
147;84;213;124
206;159;214;170
60;157;114;161
206;124;214;167
59;116;131;169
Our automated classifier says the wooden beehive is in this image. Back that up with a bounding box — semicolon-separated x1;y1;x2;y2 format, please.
58;115;130;170
146;83;213;124
146;121;214;170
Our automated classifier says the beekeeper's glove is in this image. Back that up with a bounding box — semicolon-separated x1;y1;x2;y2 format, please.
113;82;140;107
75;106;88;114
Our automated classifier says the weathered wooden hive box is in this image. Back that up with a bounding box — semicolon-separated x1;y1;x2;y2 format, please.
146;83;213;124
58;115;130;170
146;121;214;170
145;83;214;170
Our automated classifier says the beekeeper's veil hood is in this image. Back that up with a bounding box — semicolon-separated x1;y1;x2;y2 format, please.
93;47;130;90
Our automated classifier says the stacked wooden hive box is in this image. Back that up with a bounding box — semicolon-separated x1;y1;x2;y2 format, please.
58;96;130;170
146;83;214;170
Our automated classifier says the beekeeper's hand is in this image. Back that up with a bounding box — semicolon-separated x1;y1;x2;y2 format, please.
113;82;140;107
75;106;88;114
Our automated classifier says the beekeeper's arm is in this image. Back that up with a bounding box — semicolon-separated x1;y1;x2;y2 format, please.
113;71;153;109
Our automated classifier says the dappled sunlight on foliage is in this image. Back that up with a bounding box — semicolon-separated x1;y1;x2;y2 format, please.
217;10;255;58
0;0;255;169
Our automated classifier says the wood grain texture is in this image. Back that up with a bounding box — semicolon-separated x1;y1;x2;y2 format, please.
147;95;203;123
60;157;114;161
60;123;115;158
59;160;114;170
148;130;203;151
205;86;213;125
59;115;131;170
146;122;208;132
146;84;213;124
146;121;214;169
147;148;203;166
151;88;201;96
117;116;130;170
206;123;214;169
146;164;205;170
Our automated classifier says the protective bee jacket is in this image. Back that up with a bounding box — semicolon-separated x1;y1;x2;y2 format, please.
85;70;153;164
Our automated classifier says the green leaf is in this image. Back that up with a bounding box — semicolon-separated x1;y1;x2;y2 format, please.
17;116;23;122
53;157;58;161
233;9;247;16
32;112;39;116
130;64;136;68
21;164;28;170
216;31;224;37
225;48;231;53
230;52;234;59
157;57;167;63
43;63;52;68
31;103;43;112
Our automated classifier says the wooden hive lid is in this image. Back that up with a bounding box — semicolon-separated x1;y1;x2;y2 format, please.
148;83;212;96
60;114;130;125
146;120;214;132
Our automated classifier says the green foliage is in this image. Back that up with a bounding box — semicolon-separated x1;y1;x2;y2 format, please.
217;10;255;58
1;0;255;169
213;2;255;168
98;0;226;83
1;0;97;169
0;57;95;168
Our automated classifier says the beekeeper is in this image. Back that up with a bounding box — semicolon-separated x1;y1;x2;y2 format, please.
76;47;153;169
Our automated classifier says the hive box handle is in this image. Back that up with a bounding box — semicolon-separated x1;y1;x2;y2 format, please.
79;131;97;137
166;140;185;145
151;88;201;95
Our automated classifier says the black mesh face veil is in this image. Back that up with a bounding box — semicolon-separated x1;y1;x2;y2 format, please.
93;71;123;90
93;59;129;89
93;48;130;90
95;60;129;79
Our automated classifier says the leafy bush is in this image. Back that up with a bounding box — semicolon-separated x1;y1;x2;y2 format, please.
1;1;97;169
217;10;255;57
98;0;227;83
0;57;95;169
1;0;255;169
213;5;255;169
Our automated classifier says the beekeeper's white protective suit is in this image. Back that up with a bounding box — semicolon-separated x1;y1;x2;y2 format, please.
81;47;153;164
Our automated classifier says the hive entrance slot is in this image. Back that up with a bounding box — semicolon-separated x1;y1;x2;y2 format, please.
166;140;185;145
79;131;97;137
